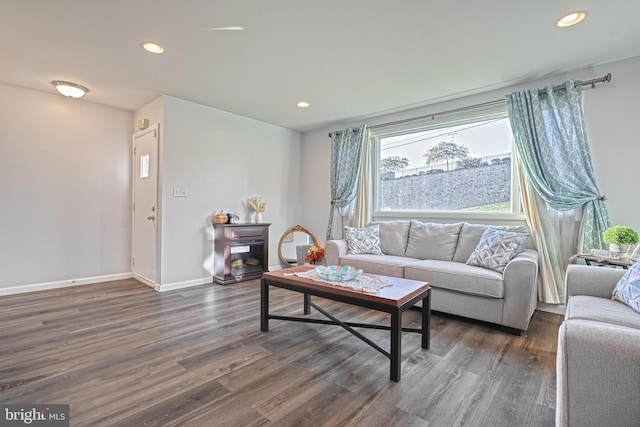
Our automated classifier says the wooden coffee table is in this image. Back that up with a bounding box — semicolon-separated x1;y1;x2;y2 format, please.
260;265;430;382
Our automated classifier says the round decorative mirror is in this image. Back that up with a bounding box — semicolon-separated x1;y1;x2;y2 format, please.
278;225;317;267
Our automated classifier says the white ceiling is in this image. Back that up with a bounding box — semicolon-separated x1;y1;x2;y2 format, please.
2;1;640;132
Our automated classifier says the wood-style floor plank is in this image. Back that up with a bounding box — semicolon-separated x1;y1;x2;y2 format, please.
0;278;563;426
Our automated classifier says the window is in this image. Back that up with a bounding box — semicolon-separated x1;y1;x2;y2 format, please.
374;113;520;216
140;153;150;179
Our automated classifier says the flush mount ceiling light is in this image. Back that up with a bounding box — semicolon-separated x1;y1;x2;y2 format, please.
51;81;89;98
201;26;246;31
296;101;310;108
141;41;165;53
557;11;587;27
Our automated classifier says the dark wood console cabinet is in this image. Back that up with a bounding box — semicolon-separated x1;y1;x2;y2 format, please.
213;223;270;285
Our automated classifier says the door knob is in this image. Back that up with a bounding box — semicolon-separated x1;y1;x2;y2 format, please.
147;215;156;221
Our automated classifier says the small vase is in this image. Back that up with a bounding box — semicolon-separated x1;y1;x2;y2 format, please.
255;212;262;223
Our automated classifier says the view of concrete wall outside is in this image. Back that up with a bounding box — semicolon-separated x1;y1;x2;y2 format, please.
379;116;513;212
380;162;511;211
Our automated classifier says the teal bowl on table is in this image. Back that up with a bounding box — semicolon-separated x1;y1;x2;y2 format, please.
315;265;363;282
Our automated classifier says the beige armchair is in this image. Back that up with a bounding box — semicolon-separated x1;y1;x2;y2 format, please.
556;264;640;427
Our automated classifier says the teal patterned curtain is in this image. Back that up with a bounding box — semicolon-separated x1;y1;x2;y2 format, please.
505;81;611;254
326;125;368;240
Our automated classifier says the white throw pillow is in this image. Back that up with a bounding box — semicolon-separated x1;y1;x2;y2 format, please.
612;261;640;313
368;220;411;256
466;228;529;273
404;220;464;261
344;225;383;255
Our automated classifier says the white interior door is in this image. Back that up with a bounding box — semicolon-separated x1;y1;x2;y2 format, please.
132;125;159;286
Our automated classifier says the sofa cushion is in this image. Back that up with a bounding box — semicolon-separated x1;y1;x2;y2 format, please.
566;295;640;330
404;221;463;261
404;259;505;298
612;261;640;313
344;225;382;255
466;228;529;273
368;220;411;256
339;254;420;278
453;223;530;263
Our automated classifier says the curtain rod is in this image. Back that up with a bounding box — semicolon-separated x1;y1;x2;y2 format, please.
329;73;612;137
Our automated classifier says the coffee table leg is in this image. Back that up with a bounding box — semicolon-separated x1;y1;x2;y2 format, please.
304;293;311;315
422;291;430;349
390;308;401;382
260;278;269;332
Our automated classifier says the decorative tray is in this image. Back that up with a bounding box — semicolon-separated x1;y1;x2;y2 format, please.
315;265;363;282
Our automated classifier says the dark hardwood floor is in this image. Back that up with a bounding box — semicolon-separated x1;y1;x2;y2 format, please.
0;278;563;426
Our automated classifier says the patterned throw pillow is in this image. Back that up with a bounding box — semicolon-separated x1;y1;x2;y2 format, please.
466;228;529;273
344;225;383;255
612;261;640;313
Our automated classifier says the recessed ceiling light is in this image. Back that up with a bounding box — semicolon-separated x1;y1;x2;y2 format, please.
51;81;89;98
557;11;587;27
142;41;165;53
202;26;246;31
296;101;310;108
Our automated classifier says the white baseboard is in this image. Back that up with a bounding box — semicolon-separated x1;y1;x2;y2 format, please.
132;274;160;291
537;302;566;315
0;272;133;296
157;277;212;292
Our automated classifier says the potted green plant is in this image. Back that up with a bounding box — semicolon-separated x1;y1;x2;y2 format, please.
602;225;639;257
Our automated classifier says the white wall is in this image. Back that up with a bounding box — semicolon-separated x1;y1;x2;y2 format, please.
300;55;640;245
133;97;164;134
3;55;636;295
300;127;334;243
0;83;133;293
141;96;302;288
582;56;640;230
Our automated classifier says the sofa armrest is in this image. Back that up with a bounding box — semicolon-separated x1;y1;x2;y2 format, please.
326;239;348;266
501;249;539;331
565;264;625;299
556;319;640;427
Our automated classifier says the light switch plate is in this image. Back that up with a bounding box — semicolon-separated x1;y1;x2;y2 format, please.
172;187;186;197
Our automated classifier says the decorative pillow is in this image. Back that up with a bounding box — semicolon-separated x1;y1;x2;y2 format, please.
368;220;411;256
453;223;530;263
404;220;464;261
344;225;382;255
466;228;529;273
612;261;640;313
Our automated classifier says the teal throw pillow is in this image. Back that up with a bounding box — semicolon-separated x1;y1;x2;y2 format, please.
344;225;382;255
466;228;529;273
612;261;640;313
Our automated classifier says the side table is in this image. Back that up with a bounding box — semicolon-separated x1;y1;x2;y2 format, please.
572;254;635;269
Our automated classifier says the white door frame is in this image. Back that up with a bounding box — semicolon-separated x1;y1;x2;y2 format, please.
131;123;161;289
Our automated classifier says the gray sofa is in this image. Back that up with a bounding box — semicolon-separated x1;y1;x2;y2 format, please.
556;264;640;427
326;220;539;333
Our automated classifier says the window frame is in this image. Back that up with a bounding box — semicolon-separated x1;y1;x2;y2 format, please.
371;111;524;221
